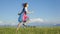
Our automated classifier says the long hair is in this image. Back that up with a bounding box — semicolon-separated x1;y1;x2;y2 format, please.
23;3;28;7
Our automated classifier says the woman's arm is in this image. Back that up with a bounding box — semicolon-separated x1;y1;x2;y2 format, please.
26;11;33;14
18;11;22;15
18;12;21;15
25;7;33;14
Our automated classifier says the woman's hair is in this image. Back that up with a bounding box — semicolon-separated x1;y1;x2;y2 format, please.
23;3;28;7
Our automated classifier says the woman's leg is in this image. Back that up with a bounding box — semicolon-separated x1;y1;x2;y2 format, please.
23;22;27;27
23;17;30;28
16;22;23;32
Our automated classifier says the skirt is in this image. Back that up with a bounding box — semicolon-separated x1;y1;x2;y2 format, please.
18;13;28;22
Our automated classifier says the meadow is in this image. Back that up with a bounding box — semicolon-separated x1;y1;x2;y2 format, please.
0;26;60;34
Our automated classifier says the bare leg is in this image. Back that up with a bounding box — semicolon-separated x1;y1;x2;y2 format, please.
23;18;30;28
16;22;23;32
23;22;27;27
16;23;20;32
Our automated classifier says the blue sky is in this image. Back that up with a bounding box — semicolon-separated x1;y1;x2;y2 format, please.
0;0;60;25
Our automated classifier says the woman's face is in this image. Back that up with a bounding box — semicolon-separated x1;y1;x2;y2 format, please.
26;4;29;8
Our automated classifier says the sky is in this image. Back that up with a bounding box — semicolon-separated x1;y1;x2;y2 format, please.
0;0;60;25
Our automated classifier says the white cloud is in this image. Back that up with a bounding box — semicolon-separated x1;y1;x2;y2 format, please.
0;18;45;25
0;18;60;26
26;18;60;24
28;18;45;23
48;20;60;24
0;21;5;25
0;21;3;23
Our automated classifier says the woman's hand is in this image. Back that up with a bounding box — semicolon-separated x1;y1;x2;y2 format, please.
27;11;33;14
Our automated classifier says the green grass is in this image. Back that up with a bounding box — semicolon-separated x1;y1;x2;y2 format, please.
0;27;60;34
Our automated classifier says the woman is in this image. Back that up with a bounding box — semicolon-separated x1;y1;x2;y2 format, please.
16;3;30;32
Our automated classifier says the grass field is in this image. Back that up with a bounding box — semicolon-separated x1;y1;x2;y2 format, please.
0;26;60;34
